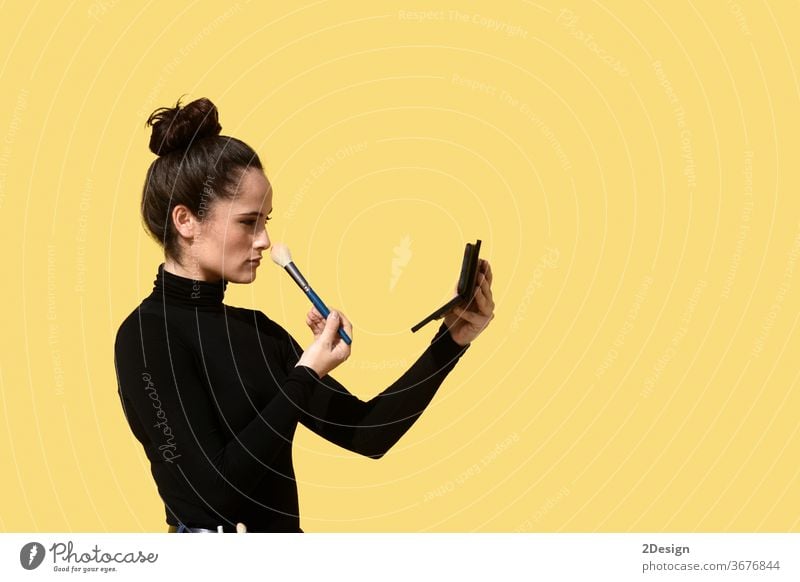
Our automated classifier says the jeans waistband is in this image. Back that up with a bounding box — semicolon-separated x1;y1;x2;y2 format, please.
168;522;241;533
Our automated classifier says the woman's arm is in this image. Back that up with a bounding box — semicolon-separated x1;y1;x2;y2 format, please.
282;321;470;458
113;312;319;510
267;258;494;458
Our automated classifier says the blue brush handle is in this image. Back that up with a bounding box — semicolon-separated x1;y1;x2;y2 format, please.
306;288;352;345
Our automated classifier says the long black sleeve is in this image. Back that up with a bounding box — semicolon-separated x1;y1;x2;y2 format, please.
282;320;470;458
114;311;320;514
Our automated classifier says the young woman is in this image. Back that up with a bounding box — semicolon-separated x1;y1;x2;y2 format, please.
113;96;495;533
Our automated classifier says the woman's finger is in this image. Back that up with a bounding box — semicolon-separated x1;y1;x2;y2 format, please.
453;305;489;326
479;276;494;309
338;310;354;340
475;286;496;318
473;284;490;311
307;310;326;335
327;307;354;342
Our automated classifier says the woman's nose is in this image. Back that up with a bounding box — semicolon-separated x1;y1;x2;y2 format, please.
256;228;270;250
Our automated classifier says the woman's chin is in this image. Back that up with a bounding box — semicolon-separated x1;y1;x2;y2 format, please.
244;263;260;282
224;268;258;284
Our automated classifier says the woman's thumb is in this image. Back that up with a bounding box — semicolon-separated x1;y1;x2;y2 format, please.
322;310;340;339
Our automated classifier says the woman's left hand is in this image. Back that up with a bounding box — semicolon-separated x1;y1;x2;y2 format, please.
444;259;495;346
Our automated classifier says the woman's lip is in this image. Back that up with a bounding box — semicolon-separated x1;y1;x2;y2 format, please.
249;259;261;266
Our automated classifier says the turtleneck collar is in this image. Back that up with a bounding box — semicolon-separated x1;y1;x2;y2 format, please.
149;263;229;310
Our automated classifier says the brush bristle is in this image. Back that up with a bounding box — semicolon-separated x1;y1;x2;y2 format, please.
269;243;292;267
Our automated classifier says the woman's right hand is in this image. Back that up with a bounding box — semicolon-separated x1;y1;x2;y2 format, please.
295;307;353;378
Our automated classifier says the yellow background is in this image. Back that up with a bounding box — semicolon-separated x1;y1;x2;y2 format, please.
1;1;798;532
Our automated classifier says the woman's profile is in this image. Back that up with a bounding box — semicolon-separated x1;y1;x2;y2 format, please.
113;96;496;533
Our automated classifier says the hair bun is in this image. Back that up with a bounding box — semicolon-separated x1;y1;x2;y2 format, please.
146;96;222;156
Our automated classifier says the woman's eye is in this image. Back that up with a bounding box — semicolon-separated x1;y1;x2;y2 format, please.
241;217;271;227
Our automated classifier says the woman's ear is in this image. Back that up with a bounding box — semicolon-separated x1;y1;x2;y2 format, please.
171;204;197;239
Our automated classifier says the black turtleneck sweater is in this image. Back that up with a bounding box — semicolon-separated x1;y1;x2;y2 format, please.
113;264;470;532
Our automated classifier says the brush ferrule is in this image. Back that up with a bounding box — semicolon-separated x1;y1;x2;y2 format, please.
284;262;310;291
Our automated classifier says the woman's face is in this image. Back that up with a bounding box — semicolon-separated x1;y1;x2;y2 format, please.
180;167;273;283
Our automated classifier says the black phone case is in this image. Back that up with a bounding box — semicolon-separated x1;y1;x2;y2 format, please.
411;239;482;333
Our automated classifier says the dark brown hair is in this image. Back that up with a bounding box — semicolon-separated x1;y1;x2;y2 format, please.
141;95;263;264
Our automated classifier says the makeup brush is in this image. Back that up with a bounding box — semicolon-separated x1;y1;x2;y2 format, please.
269;243;352;345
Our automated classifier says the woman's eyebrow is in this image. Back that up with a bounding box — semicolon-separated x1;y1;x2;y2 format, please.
237;209;273;216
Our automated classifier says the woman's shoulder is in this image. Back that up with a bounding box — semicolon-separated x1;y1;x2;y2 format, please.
250;309;294;341
114;300;189;348
229;309;299;364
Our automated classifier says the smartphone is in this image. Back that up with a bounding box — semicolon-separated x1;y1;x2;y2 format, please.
411;239;482;333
